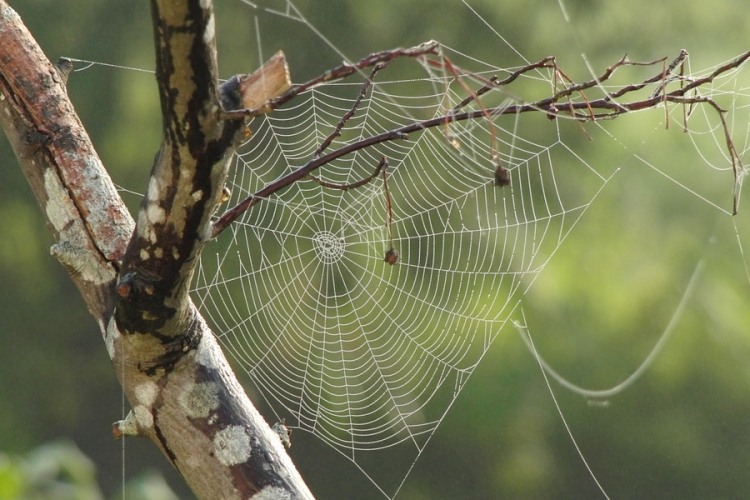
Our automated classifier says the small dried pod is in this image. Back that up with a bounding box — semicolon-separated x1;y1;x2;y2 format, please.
384;247;399;265
494;162;511;187
547;103;559;121
116;273;134;298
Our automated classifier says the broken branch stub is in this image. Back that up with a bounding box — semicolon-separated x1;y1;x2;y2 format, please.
237;51;292;111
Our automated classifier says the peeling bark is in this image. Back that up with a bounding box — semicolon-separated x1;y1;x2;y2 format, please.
0;0;309;498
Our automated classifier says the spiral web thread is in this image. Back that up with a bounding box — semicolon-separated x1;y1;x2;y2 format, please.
190;42;627;495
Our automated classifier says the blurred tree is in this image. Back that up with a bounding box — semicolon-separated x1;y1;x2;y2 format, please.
0;440;179;500
1;0;750;499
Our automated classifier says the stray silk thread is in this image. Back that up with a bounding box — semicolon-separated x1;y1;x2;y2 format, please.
65;57;155;74
121;343;126;498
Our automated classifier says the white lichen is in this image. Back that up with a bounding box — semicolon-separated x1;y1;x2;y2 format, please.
179;381;220;419
133;404;154;429
42;170;116;286
136;210;147;236
203;14;215;45
147;202;166;225
104;316;120;359
213;425;251;466
135;381;159;407
136;210;158;243
115;410;140;436
147;175;161;201
44;169;75;232
194;335;219;369
50;239;112;285
252;486;292;500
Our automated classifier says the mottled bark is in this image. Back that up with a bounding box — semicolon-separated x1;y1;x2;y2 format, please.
0;1;308;498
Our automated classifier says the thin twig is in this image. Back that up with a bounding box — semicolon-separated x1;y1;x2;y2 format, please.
309;156;387;191
219;41;440;120
313;62;386;158
382;161;398;265
211;47;750;236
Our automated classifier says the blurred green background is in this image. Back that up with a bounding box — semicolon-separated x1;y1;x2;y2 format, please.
2;0;750;498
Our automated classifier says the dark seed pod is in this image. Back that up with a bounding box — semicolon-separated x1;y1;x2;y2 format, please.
494;163;511;187
384;247;399;265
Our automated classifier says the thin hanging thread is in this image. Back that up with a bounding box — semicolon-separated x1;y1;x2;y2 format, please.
121;341;126;498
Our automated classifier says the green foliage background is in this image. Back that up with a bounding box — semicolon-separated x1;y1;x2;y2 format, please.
1;0;749;498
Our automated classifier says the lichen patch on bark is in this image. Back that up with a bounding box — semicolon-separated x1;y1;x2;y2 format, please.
253;486;293;500
180;380;220;419
135;380;160;407
213;425;252;466
133;404;154;429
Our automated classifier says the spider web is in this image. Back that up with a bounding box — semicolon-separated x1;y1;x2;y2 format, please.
191;39;621;495
23;0;749;495
56;0;750;497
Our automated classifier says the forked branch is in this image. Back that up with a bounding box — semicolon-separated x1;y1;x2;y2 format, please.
212;44;750;236
219;40;440;120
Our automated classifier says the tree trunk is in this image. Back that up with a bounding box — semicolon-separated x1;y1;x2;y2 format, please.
0;1;312;498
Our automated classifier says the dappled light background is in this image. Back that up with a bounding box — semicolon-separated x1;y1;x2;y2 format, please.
2;0;750;498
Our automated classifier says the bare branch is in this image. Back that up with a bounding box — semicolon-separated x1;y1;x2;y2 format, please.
109;1;314;498
0;1;133;319
313;62;386;158
309;155;387;191
212;46;750;234
0;1;312;498
219;40;440;120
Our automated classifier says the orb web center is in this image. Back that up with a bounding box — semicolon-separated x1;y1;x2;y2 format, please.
313;231;345;264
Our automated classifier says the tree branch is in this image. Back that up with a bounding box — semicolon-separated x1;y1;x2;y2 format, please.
0;2;133;319
112;0;309;498
0;1;309;498
212;46;750;234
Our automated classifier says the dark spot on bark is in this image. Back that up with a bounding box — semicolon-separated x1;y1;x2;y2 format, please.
220;76;243;111
114;268;176;334
153;410;178;465
142;313;203;376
